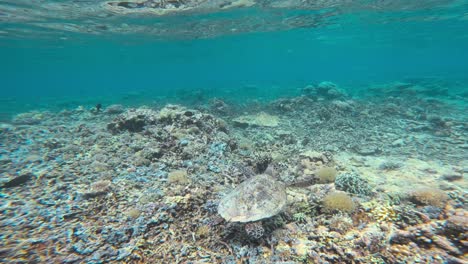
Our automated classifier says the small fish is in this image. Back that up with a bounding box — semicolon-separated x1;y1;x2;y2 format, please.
95;103;102;112
1;173;33;189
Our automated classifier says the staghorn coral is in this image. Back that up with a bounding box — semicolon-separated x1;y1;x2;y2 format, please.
292;212;307;223
363;201;399;223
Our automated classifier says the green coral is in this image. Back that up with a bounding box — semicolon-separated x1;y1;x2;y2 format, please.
293;212;307;223
335;172;372;197
295;201;313;215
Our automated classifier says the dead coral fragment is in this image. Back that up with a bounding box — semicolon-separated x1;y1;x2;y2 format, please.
168;170;190;184
410;187;448;207
322;192;355;213
327;214;353;234
126;208;141;219
233;112;279;127
84;180;112;198
91;180;112;193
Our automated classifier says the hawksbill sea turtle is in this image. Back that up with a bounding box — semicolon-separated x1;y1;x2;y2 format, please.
218;174;287;223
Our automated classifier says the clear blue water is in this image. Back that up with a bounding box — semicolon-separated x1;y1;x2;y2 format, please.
1;1;468;116
1;2;468;262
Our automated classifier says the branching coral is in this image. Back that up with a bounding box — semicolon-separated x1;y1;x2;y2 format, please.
335;172;372;196
362;201;398;223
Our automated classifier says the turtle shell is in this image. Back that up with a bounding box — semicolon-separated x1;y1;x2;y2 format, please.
218;174;287;222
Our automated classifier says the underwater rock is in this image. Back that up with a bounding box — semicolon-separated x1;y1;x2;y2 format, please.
299;150;332;165
210;98;230;114
420;205;443;219
0;173;33;189
12;111;46;125
410;187;448;207
233;112;279;128
379;160;403;170
168;169;190;184
353;145;381;156
302;81;346;100
445;214;468;235
218;174;286;222
107;108;159;133
441;174;463;182
104;104;125;114
317;81;345;99
83;180;112;198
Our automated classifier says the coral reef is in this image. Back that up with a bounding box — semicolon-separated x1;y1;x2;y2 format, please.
1;81;466;263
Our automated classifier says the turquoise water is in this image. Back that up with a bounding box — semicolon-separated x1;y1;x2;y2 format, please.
1;1;468;116
1;1;468;263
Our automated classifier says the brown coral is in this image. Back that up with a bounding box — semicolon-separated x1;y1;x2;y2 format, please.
168;170;190;184
322;192;355;213
316;166;337;184
410;187;448;207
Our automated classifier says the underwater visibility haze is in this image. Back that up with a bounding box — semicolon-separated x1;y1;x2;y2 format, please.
1;0;467;263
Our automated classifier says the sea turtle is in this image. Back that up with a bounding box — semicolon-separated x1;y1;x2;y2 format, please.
218;174;287;223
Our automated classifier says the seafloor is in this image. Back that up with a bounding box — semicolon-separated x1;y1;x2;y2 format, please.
0;81;467;263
